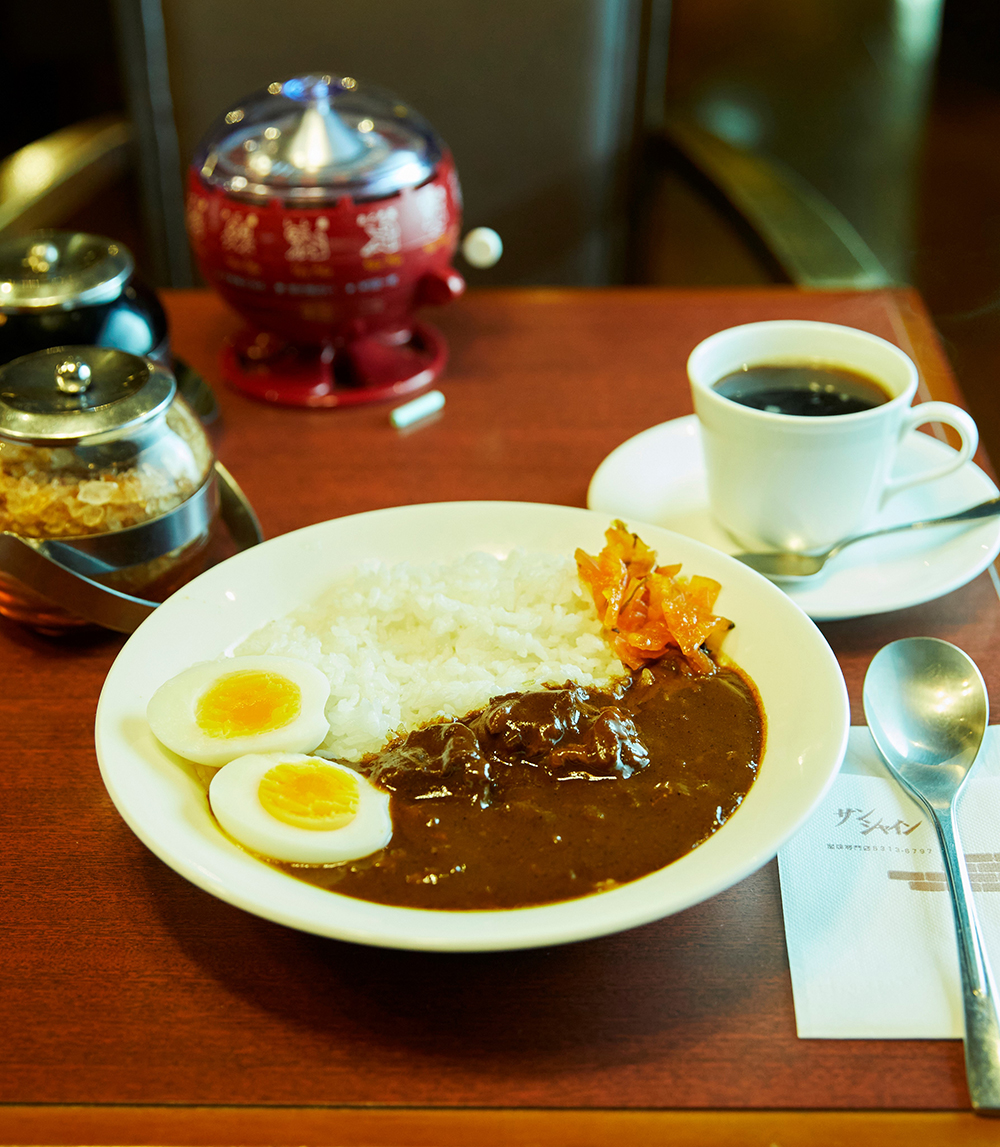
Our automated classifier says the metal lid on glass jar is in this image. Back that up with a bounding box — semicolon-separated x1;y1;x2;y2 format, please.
0;346;175;445
193;73;443;203
0;231;134;311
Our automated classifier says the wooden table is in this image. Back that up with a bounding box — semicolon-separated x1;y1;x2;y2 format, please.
4;287;1000;1147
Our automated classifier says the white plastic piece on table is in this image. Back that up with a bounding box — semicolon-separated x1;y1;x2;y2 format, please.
389;389;445;429
461;227;503;269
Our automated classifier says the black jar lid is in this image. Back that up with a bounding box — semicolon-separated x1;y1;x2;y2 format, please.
0;346;175;445
0;231;134;312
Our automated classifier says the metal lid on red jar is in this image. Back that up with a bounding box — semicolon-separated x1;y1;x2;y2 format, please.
0;232;134;311
192;73;443;203
0;346;175;445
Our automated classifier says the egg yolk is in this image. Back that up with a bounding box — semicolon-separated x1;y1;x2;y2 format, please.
196;670;301;739
258;762;360;831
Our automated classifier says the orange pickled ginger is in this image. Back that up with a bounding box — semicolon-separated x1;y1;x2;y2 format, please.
576;520;732;674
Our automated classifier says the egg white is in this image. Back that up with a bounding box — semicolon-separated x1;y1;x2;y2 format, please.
209;752;392;863
147;654;331;766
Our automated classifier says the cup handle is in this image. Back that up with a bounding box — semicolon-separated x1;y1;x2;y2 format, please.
881;401;979;506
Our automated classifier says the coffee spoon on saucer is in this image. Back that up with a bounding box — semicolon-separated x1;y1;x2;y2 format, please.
735;497;1000;580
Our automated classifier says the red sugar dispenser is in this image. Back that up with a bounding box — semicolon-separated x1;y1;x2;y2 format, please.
186;74;465;407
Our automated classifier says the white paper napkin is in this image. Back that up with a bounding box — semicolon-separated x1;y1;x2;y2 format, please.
777;726;1000;1038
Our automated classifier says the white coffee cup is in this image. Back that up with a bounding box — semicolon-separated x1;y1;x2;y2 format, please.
687;320;978;552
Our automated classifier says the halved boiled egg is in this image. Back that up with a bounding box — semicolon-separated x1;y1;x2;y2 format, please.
209;752;392;863
147;655;330;767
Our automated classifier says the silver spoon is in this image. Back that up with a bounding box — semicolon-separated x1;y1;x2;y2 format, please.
863;638;1000;1113
735;497;1000;579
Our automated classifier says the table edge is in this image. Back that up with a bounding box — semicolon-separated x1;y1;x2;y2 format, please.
1;1104;994;1147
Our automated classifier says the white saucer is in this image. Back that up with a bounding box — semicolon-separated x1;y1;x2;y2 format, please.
587;415;1000;621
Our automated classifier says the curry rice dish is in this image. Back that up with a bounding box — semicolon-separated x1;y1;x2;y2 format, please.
176;524;765;910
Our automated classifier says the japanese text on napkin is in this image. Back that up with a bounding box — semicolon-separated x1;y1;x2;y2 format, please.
777;726;1000;1039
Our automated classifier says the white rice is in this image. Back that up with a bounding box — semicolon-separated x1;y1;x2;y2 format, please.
236;549;623;761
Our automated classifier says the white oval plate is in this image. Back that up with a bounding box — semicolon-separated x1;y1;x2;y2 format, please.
95;501;849;952
588;416;1000;620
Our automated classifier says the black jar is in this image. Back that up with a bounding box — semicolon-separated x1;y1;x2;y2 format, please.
0;231;169;366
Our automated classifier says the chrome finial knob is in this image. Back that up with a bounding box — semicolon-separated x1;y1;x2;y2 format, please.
55;358;93;394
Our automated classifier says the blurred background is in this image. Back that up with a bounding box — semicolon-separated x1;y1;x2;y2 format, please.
3;0;1000;454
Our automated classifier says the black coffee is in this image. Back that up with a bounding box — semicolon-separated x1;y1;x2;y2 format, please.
713;364;892;416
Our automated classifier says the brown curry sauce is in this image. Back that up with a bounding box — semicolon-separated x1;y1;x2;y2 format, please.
271;649;764;910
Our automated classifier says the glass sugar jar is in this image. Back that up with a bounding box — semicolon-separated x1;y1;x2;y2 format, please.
0;346;221;634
